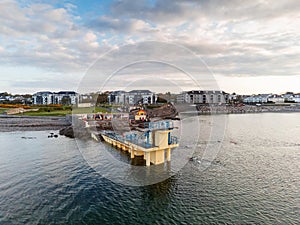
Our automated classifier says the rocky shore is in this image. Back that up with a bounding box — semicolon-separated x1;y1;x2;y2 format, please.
1;104;299;133
196;104;300;114
0;115;71;132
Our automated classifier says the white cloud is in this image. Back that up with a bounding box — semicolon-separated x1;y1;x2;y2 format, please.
0;0;299;93
0;0;108;75
84;32;97;43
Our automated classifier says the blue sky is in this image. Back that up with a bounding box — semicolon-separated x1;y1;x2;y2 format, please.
0;0;299;94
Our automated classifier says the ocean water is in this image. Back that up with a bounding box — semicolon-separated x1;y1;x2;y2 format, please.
0;113;299;224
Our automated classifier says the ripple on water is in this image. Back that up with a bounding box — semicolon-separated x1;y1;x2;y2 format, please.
0;114;300;224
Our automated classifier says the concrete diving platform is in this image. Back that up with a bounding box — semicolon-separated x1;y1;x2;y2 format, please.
100;120;179;166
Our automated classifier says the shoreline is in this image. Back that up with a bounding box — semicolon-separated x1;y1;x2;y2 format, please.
0;115;71;132
195;105;300;115
1;109;300;132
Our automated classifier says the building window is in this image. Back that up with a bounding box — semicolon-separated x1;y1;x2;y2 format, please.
218;95;221;102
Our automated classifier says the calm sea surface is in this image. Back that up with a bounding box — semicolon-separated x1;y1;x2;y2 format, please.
0;113;299;224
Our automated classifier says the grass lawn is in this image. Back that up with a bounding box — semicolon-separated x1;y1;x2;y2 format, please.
0;108;9;114
0;105;111;117
22;110;72;116
21;107;110;116
72;106;110;114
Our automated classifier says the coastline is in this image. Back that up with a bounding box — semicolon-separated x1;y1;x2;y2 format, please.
1;106;300;132
0;115;71;132
195;104;300;115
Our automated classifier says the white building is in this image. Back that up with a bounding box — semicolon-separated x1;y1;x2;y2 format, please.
283;94;300;103
32;91;79;105
177;90;229;104
293;95;300;103
176;92;190;103
244;93;300;104
243;94;271;104
79;94;93;102
267;95;285;104
108;90;157;105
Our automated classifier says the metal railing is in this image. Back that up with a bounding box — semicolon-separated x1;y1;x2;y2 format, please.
144;120;174;130
102;120;178;148
169;136;178;145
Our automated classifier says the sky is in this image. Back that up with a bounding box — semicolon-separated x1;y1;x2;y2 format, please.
0;0;299;94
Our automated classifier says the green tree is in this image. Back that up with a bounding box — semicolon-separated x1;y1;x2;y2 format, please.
96;93;108;105
61;96;71;105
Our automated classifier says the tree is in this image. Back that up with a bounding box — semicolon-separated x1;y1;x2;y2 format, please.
61;96;71;105
156;97;167;103
96;93;108;105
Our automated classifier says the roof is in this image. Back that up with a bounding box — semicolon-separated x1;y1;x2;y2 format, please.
109;90;126;96
56;91;77;95
34;91;53;95
187;90;227;95
33;91;78;96
129;90;152;94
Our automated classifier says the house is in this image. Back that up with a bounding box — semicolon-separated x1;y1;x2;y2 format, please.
32;91;53;105
243;94;271;104
267;95;284;104
176;90;229;104
79;94;93;103
127;90;156;105
32;91;79;105
282;93;300;103
0;96;7;102
108;90;157;105
54;91;78;105
283;93;294;102
293;94;300;103
176;92;190;103
108;91;127;104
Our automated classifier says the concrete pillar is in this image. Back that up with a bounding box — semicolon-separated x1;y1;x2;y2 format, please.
150;149;165;165
145;152;150;166
166;148;171;161
130;148;135;159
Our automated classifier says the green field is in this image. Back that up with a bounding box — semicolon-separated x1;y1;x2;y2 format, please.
22;110;72;116
0;105;112;117
21;106;110;116
0;108;9;114
72;106;110;114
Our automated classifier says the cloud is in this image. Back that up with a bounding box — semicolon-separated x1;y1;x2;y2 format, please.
86;15;158;36
0;0;107;74
0;0;299;93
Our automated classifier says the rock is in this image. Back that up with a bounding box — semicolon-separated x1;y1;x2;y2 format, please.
59;127;66;135
59;125;90;139
59;126;74;138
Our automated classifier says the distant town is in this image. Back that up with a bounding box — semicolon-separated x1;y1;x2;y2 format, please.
1;90;300;106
